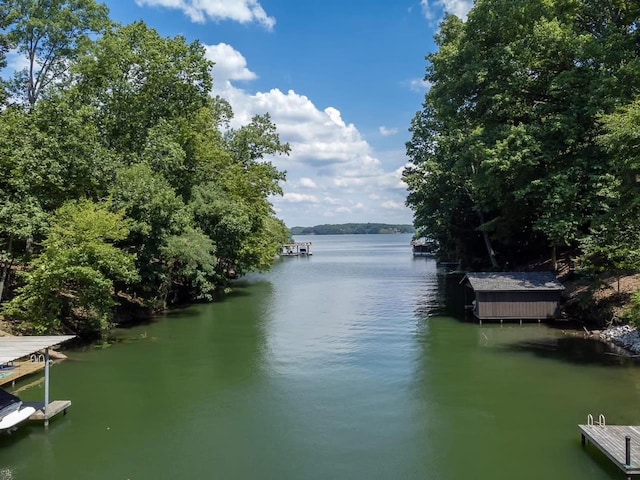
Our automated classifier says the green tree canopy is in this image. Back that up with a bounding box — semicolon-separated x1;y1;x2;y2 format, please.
405;0;640;269
1;0;110;106
3;200;137;337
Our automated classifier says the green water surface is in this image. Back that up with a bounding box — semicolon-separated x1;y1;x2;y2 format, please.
0;234;637;479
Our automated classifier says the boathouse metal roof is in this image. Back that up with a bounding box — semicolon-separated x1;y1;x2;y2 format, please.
461;272;564;292
0;335;75;364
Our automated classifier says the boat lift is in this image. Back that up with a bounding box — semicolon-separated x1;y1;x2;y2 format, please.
0;335;75;427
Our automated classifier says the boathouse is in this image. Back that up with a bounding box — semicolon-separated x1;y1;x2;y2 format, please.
461;272;564;322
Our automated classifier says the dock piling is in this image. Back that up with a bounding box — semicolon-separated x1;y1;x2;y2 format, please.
626;436;631;466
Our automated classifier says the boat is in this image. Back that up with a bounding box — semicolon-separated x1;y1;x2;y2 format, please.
0;388;35;432
411;238;438;257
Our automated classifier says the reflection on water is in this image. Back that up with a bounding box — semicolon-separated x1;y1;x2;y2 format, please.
507;336;638;366
1;234;639;480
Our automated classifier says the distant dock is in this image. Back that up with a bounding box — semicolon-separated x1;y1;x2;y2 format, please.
580;415;640;478
281;242;312;256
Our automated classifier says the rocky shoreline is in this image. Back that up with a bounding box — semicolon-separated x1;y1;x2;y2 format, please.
599;325;640;356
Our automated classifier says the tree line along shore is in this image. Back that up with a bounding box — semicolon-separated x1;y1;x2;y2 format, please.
290;224;415;235
403;0;640;330
0;1;290;339
2;0;640;344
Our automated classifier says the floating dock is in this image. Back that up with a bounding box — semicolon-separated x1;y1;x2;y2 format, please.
281;242;312;256
580;415;640;478
25;400;71;427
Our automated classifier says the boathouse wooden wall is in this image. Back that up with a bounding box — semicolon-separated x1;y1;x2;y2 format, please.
474;290;562;320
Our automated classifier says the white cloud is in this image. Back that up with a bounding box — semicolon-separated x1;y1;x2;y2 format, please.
5;49;30;73
299;178;317;188
420;0;473;21
204;43;257;87
203;42;414;226
135;0;275;29
382;200;406;210
409;78;432;92
282;193;320;204
379;126;399;136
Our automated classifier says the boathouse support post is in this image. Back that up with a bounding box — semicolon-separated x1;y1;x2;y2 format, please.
44;347;50;428
626;436;631;466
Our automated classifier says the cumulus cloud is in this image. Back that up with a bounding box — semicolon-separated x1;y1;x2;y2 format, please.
379;126;399;136
420;0;473;21
282;193;320;203
203;41;413;225
204;43;257;87
135;0;275;29
382;200;406;210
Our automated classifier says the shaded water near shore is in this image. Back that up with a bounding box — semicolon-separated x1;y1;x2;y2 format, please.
1;234;640;479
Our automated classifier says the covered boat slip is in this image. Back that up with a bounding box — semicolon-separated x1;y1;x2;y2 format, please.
0;335;75;427
461;272;564;323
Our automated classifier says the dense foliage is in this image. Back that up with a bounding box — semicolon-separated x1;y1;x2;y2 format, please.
405;0;640;274
0;2;290;338
290;223;415;235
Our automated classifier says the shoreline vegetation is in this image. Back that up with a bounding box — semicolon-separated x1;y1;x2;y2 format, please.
1;0;639;364
403;0;640;342
289;223;415;235
0;3;290;340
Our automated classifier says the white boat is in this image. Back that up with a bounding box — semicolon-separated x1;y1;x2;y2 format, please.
0;388;35;432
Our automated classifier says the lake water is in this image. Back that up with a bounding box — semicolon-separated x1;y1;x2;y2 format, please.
1;234;639;479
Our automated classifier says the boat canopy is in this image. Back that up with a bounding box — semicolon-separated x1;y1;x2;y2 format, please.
0;388;21;418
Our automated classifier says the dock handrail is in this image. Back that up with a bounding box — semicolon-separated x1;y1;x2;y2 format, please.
587;413;606;426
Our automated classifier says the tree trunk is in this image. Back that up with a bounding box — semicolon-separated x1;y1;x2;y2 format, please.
0;235;13;303
551;245;557;271
477;211;499;269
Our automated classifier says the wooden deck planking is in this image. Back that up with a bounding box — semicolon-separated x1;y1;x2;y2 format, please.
0;360;46;387
25;400;71;422
579;424;640;475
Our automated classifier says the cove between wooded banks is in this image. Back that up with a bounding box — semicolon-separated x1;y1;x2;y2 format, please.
0;234;638;480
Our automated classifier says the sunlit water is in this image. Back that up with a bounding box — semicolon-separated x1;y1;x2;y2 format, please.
0;234;639;479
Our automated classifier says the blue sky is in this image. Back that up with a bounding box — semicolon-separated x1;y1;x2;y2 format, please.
9;0;474;228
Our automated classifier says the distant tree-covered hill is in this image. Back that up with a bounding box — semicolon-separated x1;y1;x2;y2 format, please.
290;223;415;235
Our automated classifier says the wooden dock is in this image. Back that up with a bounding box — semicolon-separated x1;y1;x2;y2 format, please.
580;420;640;477
25;400;71;427
0;360;47;387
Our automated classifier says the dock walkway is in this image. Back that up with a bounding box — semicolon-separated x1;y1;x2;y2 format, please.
0;359;47;387
580;418;640;478
25;400;71;427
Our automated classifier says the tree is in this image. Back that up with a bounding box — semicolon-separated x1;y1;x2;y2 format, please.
72;21;213;154
3;200;137;337
108;162;187;303
405;0;640;269
2;0;110;106
0;107;49;302
0;5;8;105
159;227;219;306
580;97;640;283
